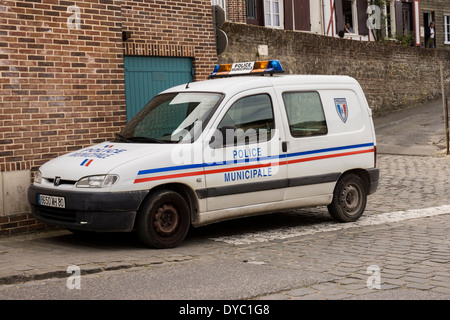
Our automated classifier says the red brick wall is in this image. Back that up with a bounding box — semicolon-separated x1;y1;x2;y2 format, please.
225;0;246;24
0;0;126;174
0;213;49;236
0;0;217;235
122;0;217;81
0;0;217;175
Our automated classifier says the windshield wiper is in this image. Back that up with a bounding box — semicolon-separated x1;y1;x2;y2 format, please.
127;136;166;144
115;134;177;144
115;133;133;143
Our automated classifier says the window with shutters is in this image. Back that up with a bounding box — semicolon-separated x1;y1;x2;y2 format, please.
445;14;450;45
264;0;283;29
342;0;357;34
247;0;257;20
335;0;370;36
247;0;264;26
401;2;413;35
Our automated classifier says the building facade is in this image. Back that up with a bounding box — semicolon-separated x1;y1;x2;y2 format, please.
222;0;450;50
419;0;450;50
0;0;217;234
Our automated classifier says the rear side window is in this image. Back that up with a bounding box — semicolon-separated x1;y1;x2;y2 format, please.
282;91;327;138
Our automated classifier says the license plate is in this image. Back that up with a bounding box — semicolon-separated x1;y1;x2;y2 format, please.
38;194;66;208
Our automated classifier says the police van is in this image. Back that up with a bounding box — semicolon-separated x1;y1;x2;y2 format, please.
28;60;379;248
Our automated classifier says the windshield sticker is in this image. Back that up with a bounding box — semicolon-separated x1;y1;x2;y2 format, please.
334;98;348;123
69;145;127;159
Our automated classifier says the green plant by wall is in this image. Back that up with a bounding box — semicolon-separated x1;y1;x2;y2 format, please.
394;32;416;46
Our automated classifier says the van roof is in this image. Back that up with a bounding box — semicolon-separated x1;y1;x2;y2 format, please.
162;74;360;96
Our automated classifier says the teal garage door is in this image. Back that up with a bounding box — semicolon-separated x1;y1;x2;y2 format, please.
124;56;193;120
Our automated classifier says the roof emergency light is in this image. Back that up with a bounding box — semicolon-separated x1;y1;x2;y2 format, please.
209;60;284;78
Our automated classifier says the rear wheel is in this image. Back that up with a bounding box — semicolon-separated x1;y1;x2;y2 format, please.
136;190;190;249
328;174;367;222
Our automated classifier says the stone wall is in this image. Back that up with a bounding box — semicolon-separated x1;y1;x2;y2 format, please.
219;22;450;116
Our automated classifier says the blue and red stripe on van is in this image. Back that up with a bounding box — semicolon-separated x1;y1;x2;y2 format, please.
80;159;94;167
133;143;375;184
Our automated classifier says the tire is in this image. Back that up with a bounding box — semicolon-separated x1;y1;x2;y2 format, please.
136;190;190;249
327;174;367;222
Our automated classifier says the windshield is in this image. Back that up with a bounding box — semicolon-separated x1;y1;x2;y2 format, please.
115;92;223;144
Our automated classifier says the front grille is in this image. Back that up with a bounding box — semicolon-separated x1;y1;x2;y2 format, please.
36;206;77;223
46;178;77;186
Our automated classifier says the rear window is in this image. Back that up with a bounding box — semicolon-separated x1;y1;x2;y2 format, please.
282;91;328;138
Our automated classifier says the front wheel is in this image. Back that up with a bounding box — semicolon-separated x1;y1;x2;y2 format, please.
136;190;190;249
328;174;367;222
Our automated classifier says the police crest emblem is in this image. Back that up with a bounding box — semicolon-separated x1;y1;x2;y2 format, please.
334;98;348;123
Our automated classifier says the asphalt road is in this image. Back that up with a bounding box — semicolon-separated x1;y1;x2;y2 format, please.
374;98;449;156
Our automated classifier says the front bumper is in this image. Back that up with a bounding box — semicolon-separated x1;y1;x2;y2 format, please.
28;185;148;232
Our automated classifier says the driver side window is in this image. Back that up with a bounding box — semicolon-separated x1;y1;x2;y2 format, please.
215;94;275;147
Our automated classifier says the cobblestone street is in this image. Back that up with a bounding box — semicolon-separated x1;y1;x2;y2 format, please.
0;153;449;300
0;96;449;301
367;155;449;214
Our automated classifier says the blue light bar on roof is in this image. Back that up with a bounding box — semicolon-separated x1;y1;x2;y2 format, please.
209;60;284;78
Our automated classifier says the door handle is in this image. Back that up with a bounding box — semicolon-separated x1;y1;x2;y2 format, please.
282;141;288;153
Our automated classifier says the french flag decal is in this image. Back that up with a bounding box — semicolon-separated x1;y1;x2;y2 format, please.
80;159;94;167
104;145;114;148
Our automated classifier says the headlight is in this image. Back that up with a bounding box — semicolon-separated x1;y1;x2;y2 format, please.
34;170;42;184
76;175;119;188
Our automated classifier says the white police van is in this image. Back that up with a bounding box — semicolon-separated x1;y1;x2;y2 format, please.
28;60;379;248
